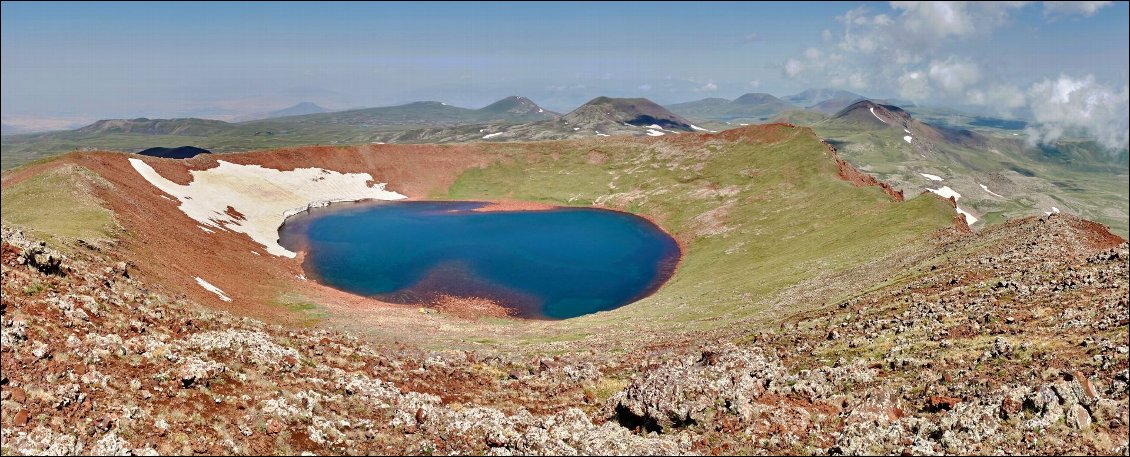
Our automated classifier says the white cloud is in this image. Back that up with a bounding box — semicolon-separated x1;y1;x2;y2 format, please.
693;81;719;92
779;2;1126;150
546;84;586;91
638;84;652;91
1024;75;1129;150
898;71;931;101
744;32;760;42
1043;1;1111;17
784;58;804;78
966;84;1027;112
928;57;981;94
748;80;761;89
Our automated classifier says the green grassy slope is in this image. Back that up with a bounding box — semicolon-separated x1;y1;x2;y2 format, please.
0;164;117;249
443;127;956;336
814;118;1129;237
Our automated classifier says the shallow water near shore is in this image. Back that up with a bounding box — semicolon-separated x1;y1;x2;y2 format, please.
278;201;681;319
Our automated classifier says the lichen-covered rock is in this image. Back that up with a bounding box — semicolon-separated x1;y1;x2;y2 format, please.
608;346;789;430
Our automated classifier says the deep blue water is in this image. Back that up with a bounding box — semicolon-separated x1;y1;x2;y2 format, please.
278;201;680;319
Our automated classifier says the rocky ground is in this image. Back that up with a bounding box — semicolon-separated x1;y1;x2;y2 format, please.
1;212;1127;455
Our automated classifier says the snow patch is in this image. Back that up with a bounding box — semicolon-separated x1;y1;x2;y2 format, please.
595;131;610;137
537;108;544;113
195;277;231;302
690;124;717;133
739;123;750;126
956;206;978;225
130;158;406;257
482;132;504;139
904;128;910;133
250;251;260;256
903;135;913;144
646;129;665;136
870;107;887;124
1045;207;1061;216
573;127;580;131
927;186;976;224
978;183;1004;198
926;186;961;200
296;274;307;280
919;173;944;181
199;226;214;234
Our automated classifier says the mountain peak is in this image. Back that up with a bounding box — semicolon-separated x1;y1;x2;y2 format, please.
833;99;909;122
478;96;554;117
567;97;693;131
732;93;785;105
268;102;327;118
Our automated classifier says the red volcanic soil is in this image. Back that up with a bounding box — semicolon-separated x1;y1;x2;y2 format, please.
821;139;905;202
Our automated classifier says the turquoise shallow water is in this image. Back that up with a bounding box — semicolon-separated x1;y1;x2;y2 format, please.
278;201;680;319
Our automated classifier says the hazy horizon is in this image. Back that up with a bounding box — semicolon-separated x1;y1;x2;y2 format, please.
2;1;1127;148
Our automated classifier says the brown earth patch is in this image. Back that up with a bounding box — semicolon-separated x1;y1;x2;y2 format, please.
586;150;608;165
466;200;559;212
431;295;516;320
823;140;905;202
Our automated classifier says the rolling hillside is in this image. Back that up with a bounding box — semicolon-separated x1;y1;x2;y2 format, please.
815;100;1129;236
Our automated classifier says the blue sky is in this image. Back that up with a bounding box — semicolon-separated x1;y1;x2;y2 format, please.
2;1;1128;144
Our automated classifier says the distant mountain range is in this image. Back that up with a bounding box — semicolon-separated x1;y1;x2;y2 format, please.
267;102;328;118
373;96;699;144
1;91;1125;235
76;118;232;136
666;93;796;123
782;88;864;109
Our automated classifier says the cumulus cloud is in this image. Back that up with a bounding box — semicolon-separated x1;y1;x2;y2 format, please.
1024;75;1129;150
783;2;1027;94
780;2;1127;149
784;58;805;78
966;84;1027;112
928;57;981;94
693;81;719;92
748;80;761;89
1043;1;1112;17
898;71;931;101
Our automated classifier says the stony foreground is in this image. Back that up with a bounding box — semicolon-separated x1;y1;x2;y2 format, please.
1;213;1127;455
